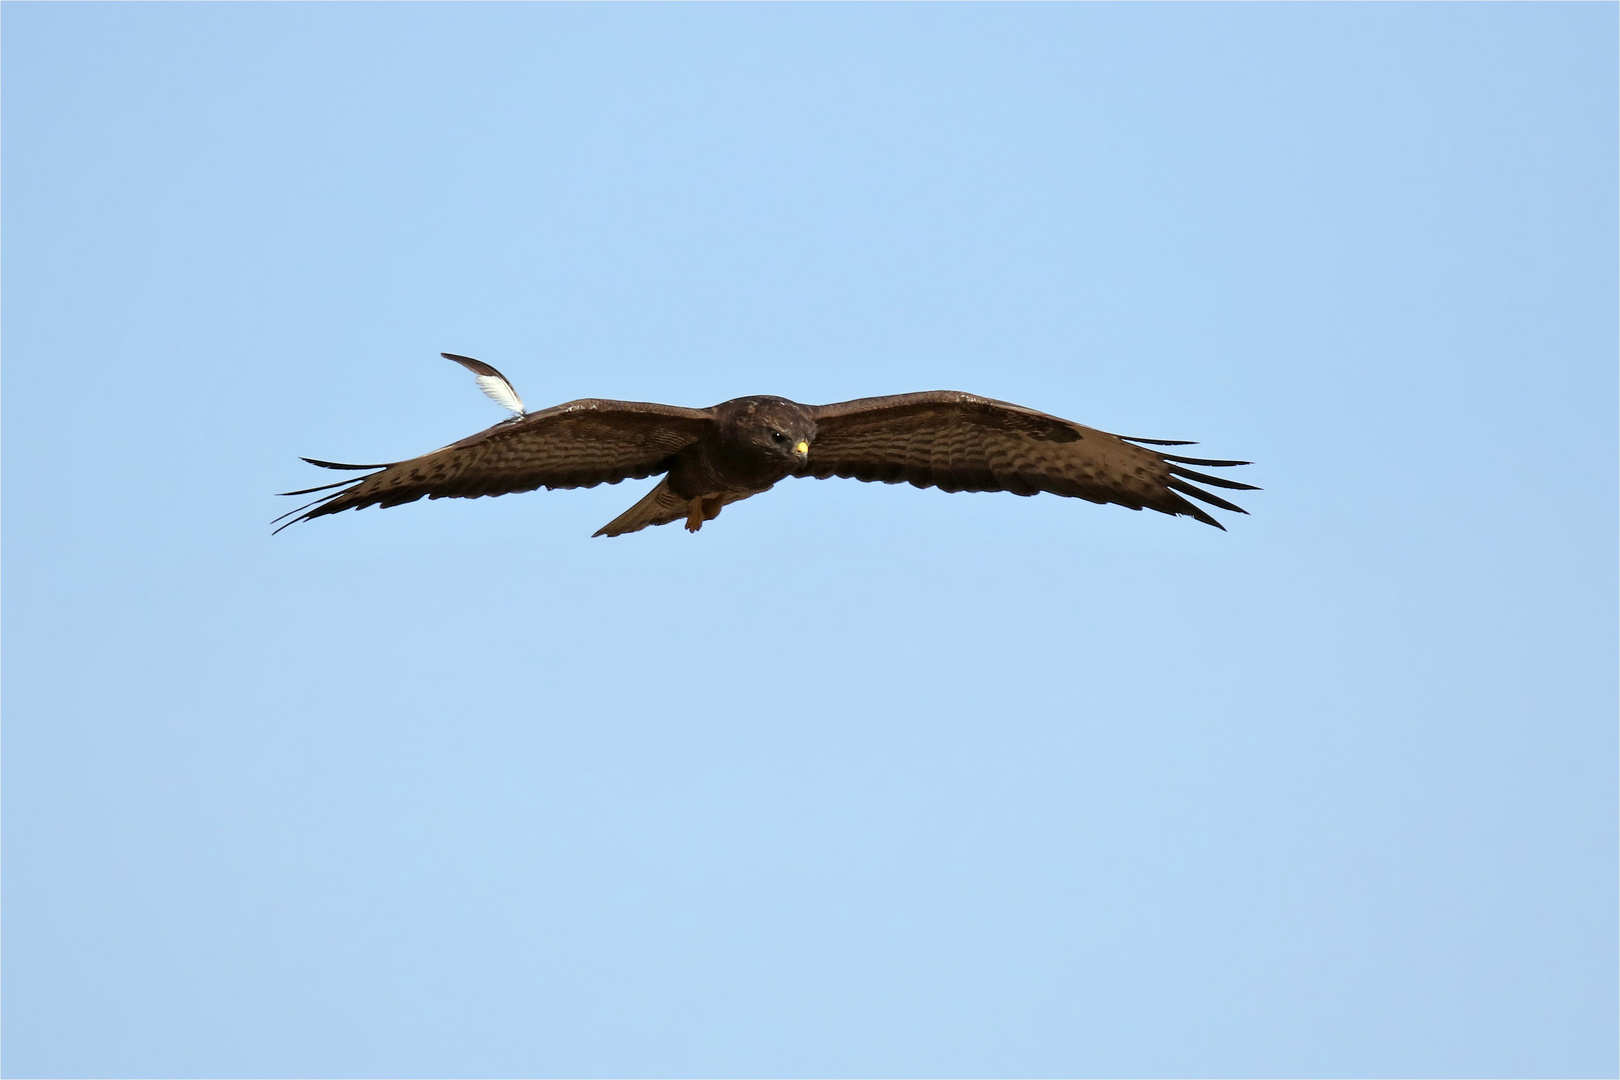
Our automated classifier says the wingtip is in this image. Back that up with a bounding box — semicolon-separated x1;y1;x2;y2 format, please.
1166;477;1248;516
1167;465;1261;492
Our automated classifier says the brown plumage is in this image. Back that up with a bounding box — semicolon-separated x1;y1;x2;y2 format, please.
275;353;1258;537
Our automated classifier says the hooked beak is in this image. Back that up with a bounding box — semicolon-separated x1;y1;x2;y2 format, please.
794;440;809;457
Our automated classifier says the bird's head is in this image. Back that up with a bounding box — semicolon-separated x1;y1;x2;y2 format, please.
720;397;817;470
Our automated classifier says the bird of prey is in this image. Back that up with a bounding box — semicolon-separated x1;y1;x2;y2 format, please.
275;353;1257;537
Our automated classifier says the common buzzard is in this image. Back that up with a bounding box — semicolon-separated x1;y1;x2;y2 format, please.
275;353;1257;537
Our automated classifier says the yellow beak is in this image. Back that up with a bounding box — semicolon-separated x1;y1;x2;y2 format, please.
795;440;809;455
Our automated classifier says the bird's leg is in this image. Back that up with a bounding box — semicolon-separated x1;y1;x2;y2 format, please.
684;495;726;533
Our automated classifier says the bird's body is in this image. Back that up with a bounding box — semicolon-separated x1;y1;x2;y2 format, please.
276;354;1257;536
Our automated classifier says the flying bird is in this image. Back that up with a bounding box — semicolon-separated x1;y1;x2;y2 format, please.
275;353;1257;537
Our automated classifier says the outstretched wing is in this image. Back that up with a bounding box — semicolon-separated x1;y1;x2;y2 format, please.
276;399;713;531
805;391;1256;528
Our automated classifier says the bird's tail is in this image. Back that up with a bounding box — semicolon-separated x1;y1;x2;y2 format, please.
594;480;768;537
593;479;693;537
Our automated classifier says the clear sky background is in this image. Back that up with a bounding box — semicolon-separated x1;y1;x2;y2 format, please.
4;5;1615;1078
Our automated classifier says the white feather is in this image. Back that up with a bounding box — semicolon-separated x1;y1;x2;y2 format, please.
475;373;525;416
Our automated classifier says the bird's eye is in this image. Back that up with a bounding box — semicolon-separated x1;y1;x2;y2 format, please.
771;431;787;443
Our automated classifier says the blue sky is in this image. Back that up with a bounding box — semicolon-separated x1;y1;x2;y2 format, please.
4;5;1615;1077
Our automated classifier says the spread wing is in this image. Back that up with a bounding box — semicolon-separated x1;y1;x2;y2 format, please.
805;391;1256;528
275;399;713;531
